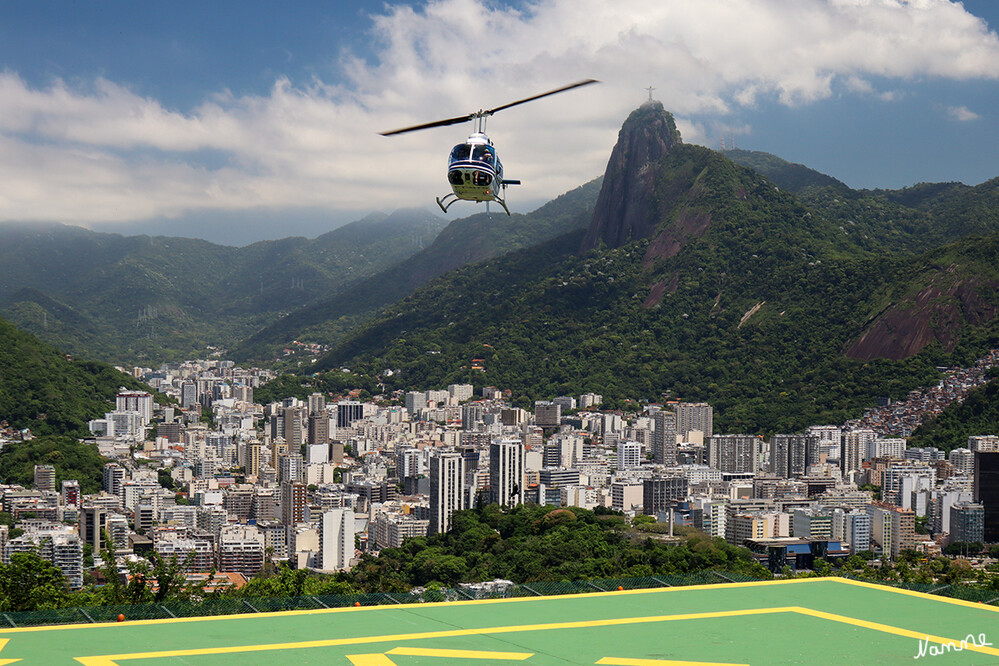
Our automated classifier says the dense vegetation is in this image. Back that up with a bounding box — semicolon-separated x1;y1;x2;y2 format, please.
230;178;603;363
349;504;770;591
0;210;445;364
0;316;148;437
0;435;107;493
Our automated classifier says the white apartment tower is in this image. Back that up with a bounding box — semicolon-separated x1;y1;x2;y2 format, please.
319;508;355;571
489;438;525;507
429;451;465;535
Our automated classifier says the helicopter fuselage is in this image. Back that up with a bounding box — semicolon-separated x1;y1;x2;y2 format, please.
446;133;503;203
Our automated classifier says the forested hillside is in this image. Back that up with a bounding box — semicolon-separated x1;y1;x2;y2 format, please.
0;316;147;437
230;177;602;363
0;209;444;364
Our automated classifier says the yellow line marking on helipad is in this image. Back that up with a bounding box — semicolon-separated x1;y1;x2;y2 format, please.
346;654;397;665
387;647;534;659
0;638;20;665
70;601;999;664
597;657;749;666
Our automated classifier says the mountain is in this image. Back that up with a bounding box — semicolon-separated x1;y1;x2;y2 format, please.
0;209;445;364
229;178;602;363
726;150;999;255
722;149;849;194
0;316;149;437
306;102;999;433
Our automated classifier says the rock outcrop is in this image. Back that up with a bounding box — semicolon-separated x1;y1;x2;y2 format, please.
580;101;681;252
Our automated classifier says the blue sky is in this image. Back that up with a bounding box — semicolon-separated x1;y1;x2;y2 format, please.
1;0;998;243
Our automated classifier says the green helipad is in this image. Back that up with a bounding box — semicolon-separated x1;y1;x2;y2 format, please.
0;578;996;664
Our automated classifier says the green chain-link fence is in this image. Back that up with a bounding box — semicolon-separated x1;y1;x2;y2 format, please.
1;572;994;628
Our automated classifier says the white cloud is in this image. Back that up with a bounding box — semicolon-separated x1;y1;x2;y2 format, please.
1;0;998;225
947;105;980;121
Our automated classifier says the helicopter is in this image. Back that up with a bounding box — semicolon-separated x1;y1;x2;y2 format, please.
380;79;599;215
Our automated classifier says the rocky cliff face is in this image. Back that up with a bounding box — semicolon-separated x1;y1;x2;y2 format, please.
580;101;682;252
845;274;999;361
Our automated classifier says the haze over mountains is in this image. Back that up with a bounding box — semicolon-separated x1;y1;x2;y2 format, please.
2;101;999;434
0;210;444;363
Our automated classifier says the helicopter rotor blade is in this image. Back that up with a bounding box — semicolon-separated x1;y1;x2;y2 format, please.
485;78;599;116
379;112;476;136
378;79;599;136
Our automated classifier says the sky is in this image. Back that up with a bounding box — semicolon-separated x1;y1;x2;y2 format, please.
1;0;999;245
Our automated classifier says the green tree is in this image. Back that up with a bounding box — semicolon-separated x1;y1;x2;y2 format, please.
0;552;72;611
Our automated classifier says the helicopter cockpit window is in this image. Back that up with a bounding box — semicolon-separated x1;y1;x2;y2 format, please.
472;145;494;164
450;144;471;162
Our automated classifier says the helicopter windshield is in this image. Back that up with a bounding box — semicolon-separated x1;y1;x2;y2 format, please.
449;144;472;162
472;145;495;165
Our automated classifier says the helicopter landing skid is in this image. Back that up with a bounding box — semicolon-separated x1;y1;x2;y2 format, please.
436;193;512;216
435;193;460;214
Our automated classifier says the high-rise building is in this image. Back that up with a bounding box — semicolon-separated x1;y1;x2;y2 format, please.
642;476;688;516
489;438;524;507
652;411;677;466
247;441;262;478
61;480;81;509
611;481;644;512
102;463;125;497
675;402;713;441
218;526;265;577
617;441;642;470
708;435;761;474
307;392;326;417
948;448;974;477
319;509;355;571
534;401;561;428
553;396;577;412
308;413;330;447
949;502;985;545
792;508;832;540
974;451;999;543
867;502;915;560
448;383;474;402
337;401;364;429
841;429;876;472
180;381;198;410
33;465;56;492
868;437;906;461
461;403;484;430
405;391;427;416
429;451;465;535
969;436;999;452
79;506;108;552
281;481;307;525
278;453;305;485
116;390;154;424
282;406;304;449
398;448;422;480
769;434;816;478
831;508;871;554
